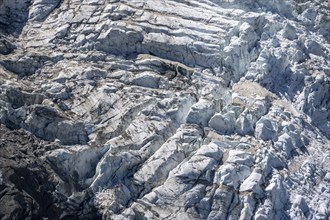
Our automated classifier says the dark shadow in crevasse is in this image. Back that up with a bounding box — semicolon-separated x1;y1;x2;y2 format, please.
0;0;31;36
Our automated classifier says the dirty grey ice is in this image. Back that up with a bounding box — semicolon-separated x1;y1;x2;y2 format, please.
0;0;329;219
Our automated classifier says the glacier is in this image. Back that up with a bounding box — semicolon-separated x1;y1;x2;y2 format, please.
0;0;329;219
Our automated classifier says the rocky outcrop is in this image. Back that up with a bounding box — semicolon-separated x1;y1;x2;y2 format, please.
0;125;101;219
0;0;329;219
